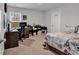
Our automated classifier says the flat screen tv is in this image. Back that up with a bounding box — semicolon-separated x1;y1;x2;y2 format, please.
19;22;27;27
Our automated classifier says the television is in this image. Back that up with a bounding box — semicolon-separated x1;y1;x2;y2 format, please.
19;22;27;27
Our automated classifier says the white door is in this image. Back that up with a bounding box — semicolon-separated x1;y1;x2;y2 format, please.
51;11;61;32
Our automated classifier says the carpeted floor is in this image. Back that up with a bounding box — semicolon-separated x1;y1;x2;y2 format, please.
4;32;57;55
20;38;35;46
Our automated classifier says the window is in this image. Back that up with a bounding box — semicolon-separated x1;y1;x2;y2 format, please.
9;12;21;29
9;12;21;22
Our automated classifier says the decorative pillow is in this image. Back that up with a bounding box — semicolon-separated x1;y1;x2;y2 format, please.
77;27;79;33
64;26;75;33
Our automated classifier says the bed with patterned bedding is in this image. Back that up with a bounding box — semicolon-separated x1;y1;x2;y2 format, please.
45;32;79;55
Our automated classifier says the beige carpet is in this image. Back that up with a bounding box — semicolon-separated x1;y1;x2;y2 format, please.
20;39;35;46
4;32;57;55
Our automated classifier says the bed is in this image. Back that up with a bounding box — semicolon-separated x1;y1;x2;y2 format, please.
45;32;79;55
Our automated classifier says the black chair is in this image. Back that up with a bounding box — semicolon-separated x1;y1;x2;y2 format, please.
34;25;42;31
17;28;24;42
27;25;34;35
41;26;48;34
27;25;38;36
17;22;27;41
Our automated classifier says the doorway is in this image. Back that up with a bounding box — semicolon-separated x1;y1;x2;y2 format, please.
51;11;61;32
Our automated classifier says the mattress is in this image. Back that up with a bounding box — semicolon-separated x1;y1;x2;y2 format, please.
45;32;79;55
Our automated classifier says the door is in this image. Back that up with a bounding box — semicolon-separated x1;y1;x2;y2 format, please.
51;11;61;32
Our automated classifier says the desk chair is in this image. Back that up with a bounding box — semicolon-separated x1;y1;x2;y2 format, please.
41;26;48;35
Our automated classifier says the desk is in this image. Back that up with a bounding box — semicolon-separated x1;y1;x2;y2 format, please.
5;31;19;49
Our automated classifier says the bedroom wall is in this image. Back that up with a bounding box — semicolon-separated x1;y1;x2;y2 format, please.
0;3;5;55
44;6;62;32
61;3;79;31
0;3;4;32
45;3;79;32
7;6;45;26
0;3;6;39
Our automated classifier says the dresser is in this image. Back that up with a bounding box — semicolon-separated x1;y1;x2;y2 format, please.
5;31;19;49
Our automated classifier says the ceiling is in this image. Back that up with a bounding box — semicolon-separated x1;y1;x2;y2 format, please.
7;3;65;11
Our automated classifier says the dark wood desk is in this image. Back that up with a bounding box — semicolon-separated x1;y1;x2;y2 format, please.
5;31;19;49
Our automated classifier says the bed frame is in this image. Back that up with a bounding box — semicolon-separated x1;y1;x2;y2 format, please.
43;42;68;55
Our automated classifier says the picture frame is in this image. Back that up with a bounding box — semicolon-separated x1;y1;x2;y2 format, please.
22;15;27;20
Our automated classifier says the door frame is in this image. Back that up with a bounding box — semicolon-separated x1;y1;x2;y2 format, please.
51;11;61;32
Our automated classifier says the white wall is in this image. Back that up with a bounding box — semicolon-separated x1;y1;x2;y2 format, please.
45;4;79;32
44;11;51;32
0;3;4;32
61;4;79;31
7;6;45;26
44;7;62;32
0;3;5;55
8;4;79;32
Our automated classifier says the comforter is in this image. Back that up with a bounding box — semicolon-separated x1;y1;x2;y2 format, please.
45;32;79;55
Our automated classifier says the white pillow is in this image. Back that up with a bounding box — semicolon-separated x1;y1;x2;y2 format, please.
77;29;79;33
64;26;75;33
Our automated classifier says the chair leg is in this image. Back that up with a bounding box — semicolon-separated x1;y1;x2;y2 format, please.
43;42;49;49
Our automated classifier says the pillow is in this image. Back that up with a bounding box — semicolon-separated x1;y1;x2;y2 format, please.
77;26;79;33
64;26;75;33
77;30;79;33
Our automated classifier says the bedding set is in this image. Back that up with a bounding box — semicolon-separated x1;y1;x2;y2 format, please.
45;32;79;55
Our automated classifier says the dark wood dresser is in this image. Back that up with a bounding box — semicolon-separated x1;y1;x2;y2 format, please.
5;31;19;49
